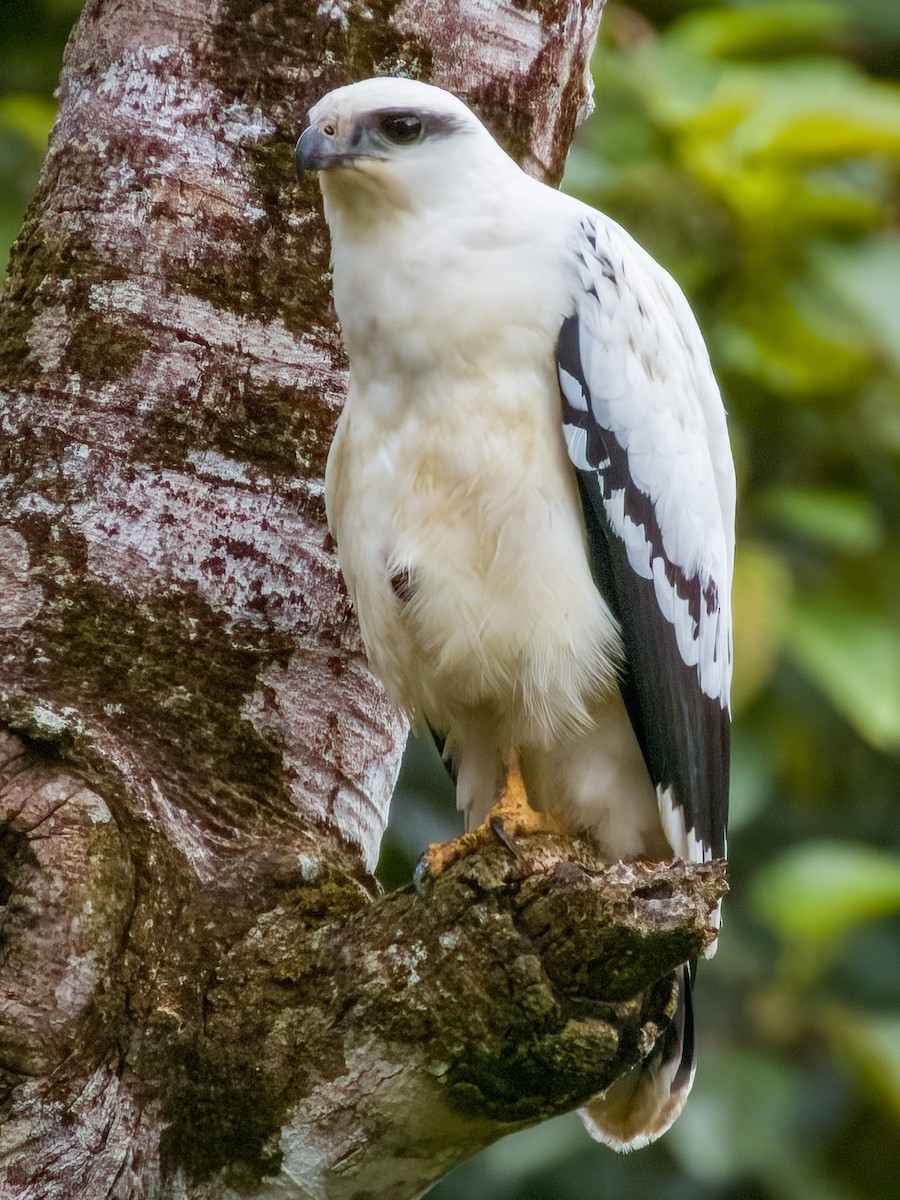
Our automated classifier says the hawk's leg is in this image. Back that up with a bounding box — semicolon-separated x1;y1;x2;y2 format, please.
417;766;559;882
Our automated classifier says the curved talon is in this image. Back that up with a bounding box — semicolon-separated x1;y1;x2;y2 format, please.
414;768;558;886
413;851;435;895
489;815;519;857
414;837;467;891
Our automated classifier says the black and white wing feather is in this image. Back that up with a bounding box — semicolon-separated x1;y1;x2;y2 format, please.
558;214;735;863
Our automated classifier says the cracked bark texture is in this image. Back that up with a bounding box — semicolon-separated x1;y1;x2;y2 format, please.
0;0;726;1196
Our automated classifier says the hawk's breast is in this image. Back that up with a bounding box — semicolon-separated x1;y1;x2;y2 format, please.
326;357;622;746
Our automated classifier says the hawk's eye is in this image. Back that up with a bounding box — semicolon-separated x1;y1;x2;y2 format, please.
378;113;423;145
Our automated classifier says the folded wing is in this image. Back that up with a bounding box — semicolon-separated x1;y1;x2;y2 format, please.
557;212;734;864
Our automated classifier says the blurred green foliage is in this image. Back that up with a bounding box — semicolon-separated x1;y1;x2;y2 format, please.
2;1;899;1198
0;1;79;271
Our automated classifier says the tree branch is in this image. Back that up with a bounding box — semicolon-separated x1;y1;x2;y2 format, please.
1;709;724;1197
152;839;725;1198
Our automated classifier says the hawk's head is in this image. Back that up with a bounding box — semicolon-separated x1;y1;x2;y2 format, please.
295;77;515;217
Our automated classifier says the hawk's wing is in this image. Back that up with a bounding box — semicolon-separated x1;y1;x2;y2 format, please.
557;213;735;862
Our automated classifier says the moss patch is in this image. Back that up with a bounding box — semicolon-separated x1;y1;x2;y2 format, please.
0;823;37;915
0;145;155;395
0;209;122;391
512;0;571;23
64;312;150;385
218;0;433;101
32;568;295;818
169;169;335;338
0;698;91;766
147;1033;286;1185
139;375;335;477
442;976;672;1123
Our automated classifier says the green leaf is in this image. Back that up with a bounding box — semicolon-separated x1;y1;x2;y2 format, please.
672;3;844;62
0;95;57;152
813;236;900;372
754;841;900;940
731;542;792;710
729;728;776;831
831;1011;900;1121
715;295;869;398
787;598;900;749
754;65;900;165
717;59;900;166
763;487;882;553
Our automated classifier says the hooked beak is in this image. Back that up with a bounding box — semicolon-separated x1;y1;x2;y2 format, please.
295;125;354;173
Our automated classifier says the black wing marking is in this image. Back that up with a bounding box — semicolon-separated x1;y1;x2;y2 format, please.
557;219;733;861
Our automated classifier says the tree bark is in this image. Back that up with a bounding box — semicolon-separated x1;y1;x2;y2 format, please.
0;1;725;1196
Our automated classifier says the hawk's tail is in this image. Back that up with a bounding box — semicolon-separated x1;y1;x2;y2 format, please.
579;962;695;1151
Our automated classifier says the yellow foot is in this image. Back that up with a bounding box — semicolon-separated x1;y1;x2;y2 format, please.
416;768;559;884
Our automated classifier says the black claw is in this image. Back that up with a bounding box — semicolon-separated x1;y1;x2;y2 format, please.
490;816;520;857
413;854;435;895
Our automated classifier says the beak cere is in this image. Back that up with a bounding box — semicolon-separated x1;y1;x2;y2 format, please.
295;125;340;173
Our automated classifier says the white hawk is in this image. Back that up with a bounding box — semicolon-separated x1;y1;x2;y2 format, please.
296;77;735;1150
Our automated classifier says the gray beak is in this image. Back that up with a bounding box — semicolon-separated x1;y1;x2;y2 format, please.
295;125;343;173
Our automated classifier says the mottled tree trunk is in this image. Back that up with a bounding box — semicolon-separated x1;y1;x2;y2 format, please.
0;1;724;1197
